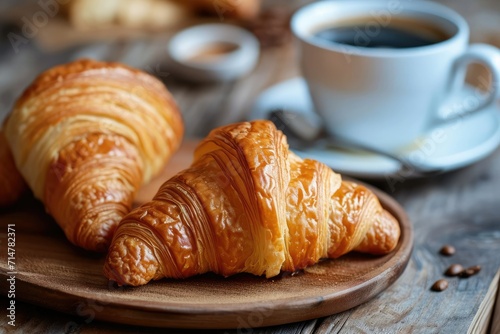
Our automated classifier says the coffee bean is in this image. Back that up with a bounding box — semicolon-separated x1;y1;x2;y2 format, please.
431;279;449;292
459;268;476;278
439;245;455;256
459;266;481;278
468;265;481;274
444;264;464;277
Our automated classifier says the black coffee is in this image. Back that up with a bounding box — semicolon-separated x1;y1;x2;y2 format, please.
315;17;450;49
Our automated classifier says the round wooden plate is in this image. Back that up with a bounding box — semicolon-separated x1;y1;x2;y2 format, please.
0;141;413;329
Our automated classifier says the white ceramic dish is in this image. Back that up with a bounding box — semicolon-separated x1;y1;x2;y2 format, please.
167;24;260;83
249;77;500;179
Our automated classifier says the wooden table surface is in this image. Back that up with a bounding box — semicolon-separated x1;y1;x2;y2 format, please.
1;0;500;333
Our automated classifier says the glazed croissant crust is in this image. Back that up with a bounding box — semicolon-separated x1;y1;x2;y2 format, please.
3;59;183;251
104;120;400;286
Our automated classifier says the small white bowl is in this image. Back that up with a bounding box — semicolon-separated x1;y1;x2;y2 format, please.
167;23;260;83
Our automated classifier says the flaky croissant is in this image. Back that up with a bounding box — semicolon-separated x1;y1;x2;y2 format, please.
65;0;190;30
3;59;183;251
104;120;400;286
0;132;26;206
187;0;261;20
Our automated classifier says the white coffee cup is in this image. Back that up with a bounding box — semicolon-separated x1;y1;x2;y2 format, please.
291;0;500;151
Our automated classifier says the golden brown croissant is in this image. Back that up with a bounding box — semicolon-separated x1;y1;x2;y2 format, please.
188;0;261;20
65;0;190;30
0;131;26;206
3;59;183;251
104;120;400;286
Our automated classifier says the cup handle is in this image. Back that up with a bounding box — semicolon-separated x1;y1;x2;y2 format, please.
437;43;500;123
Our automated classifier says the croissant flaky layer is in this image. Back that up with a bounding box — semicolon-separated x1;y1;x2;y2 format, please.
104;120;401;286
3;59;183;251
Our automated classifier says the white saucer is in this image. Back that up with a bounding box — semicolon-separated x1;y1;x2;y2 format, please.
249;77;500;179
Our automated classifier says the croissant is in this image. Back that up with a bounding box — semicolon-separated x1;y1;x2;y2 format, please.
65;0;189;30
187;0;261;20
3;59;183;251
0;132;26;206
104;120;400;286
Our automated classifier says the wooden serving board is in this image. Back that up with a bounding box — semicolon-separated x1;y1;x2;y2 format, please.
0;140;413;329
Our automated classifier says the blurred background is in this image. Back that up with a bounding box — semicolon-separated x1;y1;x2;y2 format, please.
0;0;499;138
